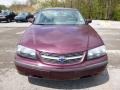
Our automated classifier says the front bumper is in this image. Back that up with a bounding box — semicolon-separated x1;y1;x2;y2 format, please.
0;18;7;21
15;56;108;80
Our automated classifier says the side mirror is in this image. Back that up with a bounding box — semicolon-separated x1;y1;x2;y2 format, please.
28;18;34;23
85;19;92;24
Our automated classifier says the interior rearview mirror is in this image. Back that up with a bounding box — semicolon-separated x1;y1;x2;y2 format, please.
85;19;92;24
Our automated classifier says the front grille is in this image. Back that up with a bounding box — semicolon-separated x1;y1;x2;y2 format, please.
40;51;85;64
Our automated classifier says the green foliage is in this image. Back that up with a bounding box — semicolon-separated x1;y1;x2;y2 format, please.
35;0;120;21
8;0;120;20
113;4;120;20
0;5;7;11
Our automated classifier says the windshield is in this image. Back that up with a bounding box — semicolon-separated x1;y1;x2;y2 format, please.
34;10;85;25
1;11;10;15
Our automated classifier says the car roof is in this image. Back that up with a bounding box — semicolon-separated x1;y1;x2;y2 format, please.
41;7;78;11
34;8;79;15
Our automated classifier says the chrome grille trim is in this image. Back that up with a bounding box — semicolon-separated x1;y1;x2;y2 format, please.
41;54;83;61
41;55;59;60
40;52;86;64
66;55;83;60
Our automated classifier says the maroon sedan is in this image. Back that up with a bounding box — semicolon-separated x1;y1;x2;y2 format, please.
15;8;108;80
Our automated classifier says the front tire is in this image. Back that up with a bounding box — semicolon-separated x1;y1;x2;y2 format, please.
7;19;10;23
15;20;18;23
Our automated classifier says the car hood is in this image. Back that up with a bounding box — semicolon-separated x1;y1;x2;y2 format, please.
15;16;26;19
20;25;101;53
0;14;6;17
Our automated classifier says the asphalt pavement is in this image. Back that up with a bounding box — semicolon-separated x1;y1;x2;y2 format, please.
0;21;120;90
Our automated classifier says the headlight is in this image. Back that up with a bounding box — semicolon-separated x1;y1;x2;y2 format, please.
87;45;106;60
17;45;36;59
1;16;6;18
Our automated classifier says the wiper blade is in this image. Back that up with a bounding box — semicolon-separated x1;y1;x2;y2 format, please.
34;23;56;25
34;23;46;25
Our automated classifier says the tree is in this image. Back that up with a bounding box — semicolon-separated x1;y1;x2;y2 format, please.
12;0;120;20
0;5;7;11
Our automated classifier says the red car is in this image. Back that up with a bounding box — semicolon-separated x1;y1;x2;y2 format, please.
15;8;108;80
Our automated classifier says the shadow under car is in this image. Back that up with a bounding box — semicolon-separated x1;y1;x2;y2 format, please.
28;69;109;89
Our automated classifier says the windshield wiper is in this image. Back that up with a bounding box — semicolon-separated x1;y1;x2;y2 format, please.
34;23;46;25
34;23;55;25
